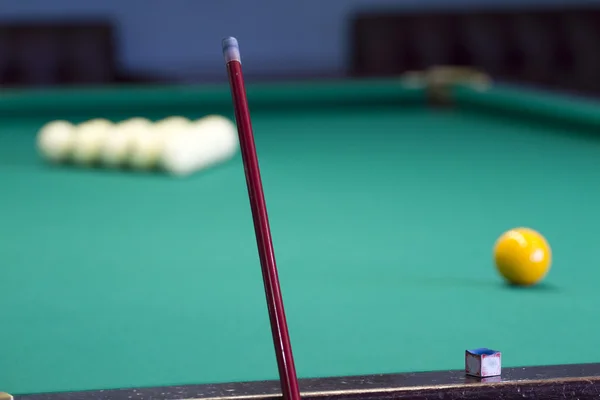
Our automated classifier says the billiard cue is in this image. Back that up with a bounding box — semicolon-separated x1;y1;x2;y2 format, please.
222;37;302;400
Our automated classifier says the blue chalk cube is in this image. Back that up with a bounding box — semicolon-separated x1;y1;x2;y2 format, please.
465;348;501;377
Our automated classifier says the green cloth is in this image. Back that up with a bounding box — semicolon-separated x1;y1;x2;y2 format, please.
1;80;600;395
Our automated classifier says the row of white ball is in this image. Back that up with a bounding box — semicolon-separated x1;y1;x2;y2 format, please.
36;115;239;176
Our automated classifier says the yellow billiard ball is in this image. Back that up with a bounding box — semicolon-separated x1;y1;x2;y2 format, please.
493;227;552;286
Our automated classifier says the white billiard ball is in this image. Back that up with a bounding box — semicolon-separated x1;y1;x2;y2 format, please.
194;115;238;159
129;131;163;170
127;119;162;170
71;118;113;166
100;118;150;167
36;120;76;163
154;116;190;139
161;115;238;176
190;125;224;170
161;129;200;176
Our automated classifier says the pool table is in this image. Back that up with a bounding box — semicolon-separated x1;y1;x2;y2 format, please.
2;75;600;400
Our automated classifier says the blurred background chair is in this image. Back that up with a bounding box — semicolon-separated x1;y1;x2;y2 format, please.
0;19;162;86
350;6;600;95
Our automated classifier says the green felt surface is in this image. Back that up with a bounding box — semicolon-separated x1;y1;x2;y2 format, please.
1;80;600;395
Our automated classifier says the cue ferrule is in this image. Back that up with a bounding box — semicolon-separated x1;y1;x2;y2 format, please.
222;37;241;64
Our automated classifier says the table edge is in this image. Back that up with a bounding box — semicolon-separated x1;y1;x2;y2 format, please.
13;363;600;400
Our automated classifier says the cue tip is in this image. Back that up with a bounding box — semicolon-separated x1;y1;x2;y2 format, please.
222;36;241;64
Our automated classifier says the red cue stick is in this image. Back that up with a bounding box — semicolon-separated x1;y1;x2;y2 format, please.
222;37;302;400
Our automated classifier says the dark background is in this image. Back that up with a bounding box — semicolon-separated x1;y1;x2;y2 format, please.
0;0;599;95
